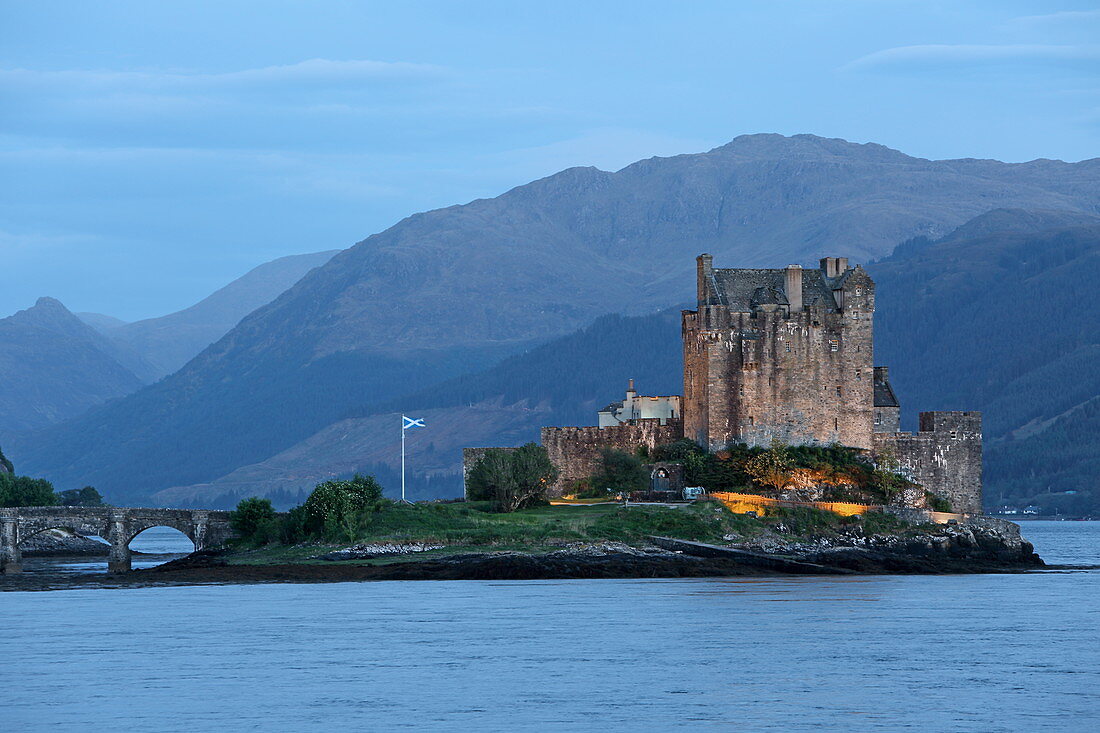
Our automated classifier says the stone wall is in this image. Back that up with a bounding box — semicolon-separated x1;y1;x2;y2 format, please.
873;411;983;514
683;262;875;451
541;419;684;496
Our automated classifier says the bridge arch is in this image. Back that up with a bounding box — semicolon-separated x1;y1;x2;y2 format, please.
18;519;109;545
126;521;198;548
1;507;238;575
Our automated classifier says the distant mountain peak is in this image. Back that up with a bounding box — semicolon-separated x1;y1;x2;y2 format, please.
707;133;914;163
943;208;1100;242
33;296;66;309
9;296;87;332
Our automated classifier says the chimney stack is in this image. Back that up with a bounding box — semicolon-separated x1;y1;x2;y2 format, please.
785;264;803;312
819;257;850;279
627;378;636;396
697;253;714;306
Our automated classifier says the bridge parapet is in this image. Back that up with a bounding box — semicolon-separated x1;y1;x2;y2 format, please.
0;506;238;574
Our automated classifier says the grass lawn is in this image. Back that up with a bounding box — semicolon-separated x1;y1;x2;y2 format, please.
225;500;919;566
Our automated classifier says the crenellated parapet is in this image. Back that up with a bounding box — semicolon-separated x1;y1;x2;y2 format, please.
873;411;983;514
541;419;684;496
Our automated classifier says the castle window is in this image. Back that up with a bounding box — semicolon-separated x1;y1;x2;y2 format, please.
785;342;791;352
855;287;863;296
874;411;882;425
856;369;862;380
748;415;755;426
834;418;839;430
739;387;744;397
836;386;842;398
829;339;839;352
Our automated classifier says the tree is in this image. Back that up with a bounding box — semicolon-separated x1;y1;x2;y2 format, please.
743;439;794;491
466;444;557;513
230;496;277;539
0;473;58;507
0;444;13;474
466;449;515;502
302;474;386;536
57;486;104;506
593;449;648;496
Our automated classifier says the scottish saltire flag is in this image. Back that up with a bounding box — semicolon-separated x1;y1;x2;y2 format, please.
402;415;425;430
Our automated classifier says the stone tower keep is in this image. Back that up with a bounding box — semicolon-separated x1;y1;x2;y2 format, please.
683;254;876;451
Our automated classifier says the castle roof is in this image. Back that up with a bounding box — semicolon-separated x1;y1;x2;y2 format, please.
873;378;899;408
713;268;840;311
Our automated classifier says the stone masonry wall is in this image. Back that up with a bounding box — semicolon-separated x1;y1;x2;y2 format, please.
683;267;875;451
541;419;684;496
873;411;983;514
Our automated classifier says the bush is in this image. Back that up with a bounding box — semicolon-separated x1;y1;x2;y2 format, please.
652;439;758;491
926;493;953;513
466;444;557;513
230;497;277;540
743;439;794;491
593;449;648;495
303;474;387;539
0;473;58;507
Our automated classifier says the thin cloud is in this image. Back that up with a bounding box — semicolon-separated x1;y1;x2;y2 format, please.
842;44;1100;72
1001;10;1100;30
0;58;451;93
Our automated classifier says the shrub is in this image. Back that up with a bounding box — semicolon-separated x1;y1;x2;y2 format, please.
926;493;954;513
593;449;648;495
743;439;794;491
302;474;386;538
466;444;557;513
230;497;277;540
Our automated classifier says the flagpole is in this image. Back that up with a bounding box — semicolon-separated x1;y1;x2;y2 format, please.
401;416;406;503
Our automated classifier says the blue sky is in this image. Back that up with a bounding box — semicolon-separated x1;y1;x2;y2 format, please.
2;0;1099;320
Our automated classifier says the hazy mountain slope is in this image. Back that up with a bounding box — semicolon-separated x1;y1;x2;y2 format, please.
872;210;1100;437
77;312;128;333
162;208;1100;510
13;135;1100;504
107;250;339;379
153;309;685;506
0;298;148;433
871;209;1100;508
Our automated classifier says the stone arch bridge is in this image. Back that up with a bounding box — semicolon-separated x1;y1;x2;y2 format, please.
0;506;237;574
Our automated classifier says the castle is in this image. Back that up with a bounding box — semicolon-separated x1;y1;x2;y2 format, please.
467;255;983;514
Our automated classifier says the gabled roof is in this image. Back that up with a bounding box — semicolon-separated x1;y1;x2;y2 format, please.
873;378;899;408
712;268;840;312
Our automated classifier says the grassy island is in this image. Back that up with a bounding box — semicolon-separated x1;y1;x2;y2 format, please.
227;499;913;567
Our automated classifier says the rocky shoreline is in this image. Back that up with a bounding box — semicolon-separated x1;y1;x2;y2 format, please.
143;517;1043;583
2;516;1057;591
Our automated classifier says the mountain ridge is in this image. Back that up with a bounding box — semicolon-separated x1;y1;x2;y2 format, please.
12;134;1100;503
0;297;149;434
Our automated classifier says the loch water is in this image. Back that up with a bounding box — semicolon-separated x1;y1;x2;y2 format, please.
2;522;1098;731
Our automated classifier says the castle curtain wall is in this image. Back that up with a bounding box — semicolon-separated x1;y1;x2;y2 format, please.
872;411;983;514
541;420;683;497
